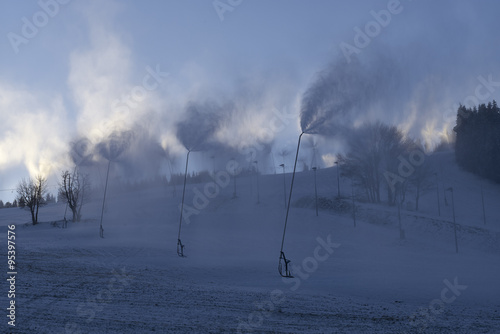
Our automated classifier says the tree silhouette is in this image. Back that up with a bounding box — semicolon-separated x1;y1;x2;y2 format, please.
454;100;500;182
58;169;91;222
16;174;47;225
338;122;413;204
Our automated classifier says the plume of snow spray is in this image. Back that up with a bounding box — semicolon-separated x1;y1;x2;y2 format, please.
96;130;135;162
70;137;95;168
176;100;224;152
300;57;376;136
117;126;165;182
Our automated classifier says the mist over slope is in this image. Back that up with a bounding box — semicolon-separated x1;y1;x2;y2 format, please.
1;149;499;332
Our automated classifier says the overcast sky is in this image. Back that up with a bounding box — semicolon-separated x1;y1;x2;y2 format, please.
1;0;500;201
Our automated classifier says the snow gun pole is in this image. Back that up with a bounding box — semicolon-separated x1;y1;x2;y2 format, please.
278;132;303;278
480;183;486;225
177;150;190;257
63;198;69;226
99;160;111;238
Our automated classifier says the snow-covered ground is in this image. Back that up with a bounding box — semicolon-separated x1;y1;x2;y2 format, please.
1;151;499;333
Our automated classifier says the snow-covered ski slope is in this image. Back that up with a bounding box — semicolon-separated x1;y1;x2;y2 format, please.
1;150;499;333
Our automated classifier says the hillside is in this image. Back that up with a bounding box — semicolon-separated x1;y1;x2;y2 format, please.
1;150;499;333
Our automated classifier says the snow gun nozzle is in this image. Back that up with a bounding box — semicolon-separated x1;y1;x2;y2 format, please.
278;251;293;278
177;239;186;257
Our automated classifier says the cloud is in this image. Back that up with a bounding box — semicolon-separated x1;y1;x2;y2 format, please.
67;14;134;141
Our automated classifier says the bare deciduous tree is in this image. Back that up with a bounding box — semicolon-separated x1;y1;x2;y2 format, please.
17;174;47;225
338;122;413;204
58;169;91;222
409;161;435;211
